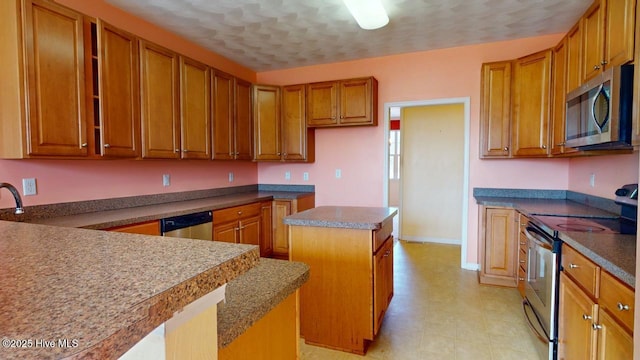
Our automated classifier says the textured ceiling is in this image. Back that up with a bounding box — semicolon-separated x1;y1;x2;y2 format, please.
106;0;592;72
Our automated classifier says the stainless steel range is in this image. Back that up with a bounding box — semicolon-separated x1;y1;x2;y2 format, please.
522;184;638;360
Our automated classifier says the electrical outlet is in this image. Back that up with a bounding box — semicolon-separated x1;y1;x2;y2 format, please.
303;172;309;181
22;178;37;196
285;171;291;180
335;169;342;179
228;172;234;182
162;174;170;187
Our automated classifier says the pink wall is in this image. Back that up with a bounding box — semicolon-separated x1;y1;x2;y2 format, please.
257;34;571;265
568;153;640;199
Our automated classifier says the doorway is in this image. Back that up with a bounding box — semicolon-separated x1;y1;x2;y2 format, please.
383;98;472;269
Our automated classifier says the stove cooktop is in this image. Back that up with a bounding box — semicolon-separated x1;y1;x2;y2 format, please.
532;215;637;235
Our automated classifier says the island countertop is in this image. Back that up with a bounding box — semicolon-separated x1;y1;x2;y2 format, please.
283;206;397;230
0;220;259;360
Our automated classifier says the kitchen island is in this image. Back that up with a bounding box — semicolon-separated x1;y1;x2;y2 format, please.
0;220;308;359
284;206;397;355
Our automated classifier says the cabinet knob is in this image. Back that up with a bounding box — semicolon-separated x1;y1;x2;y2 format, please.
503;147;509;151
541;145;546;149
237;211;242;215
520;242;526;245
183;149;188;153
81;143;88;148
617;302;630;311
601;60;608;66
569;263;579;269
331;116;336;120
592;323;603;330
283;153;288;157
340;115;344;119
582;314;592;321
519;277;525;281
520;260;525;264
383;250;391;257
277;152;281;156
175;149;180;153
104;144;111;148
593;65;601;70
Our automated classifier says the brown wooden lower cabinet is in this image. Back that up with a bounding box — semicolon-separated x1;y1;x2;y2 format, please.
107;220;160;235
479;206;518;287
218;291;299;360
289;222;393;355
213;202;262;246
272;194;315;260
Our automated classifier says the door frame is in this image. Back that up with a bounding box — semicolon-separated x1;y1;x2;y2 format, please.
382;97;473;270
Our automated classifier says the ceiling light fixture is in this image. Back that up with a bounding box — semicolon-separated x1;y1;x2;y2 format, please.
342;0;389;30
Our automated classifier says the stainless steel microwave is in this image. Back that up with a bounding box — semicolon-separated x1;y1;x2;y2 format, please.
565;65;634;150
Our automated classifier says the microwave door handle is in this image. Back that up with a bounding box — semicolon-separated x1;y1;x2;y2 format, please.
522;299;550;343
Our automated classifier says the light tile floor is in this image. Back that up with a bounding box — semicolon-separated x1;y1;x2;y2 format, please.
300;241;541;360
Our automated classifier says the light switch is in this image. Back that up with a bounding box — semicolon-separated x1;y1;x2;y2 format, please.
335;169;342;179
162;174;170;187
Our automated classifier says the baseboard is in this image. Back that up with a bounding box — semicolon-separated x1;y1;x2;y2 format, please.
400;235;461;245
462;263;480;271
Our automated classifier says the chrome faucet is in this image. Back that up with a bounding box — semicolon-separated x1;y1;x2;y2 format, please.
0;183;24;215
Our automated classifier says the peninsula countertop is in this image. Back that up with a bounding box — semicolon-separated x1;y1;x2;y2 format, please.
0;220;259;360
282;206;397;229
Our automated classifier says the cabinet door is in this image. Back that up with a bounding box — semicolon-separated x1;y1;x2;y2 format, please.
179;57;210;159
213;221;238;243
595;309;634;360
273;200;292;258
253;85;282;161
260;202;273;257
235;78;253;160
24;0;87;157
479;61;511;157
582;0;605;82
97;21;140;158
566;22;583;93
239;215;261;247
373;236;393;336
511;49;552;157
558;272;598;360
281;84;309;161
551;39;577;156
481;207;517;285
140;41;180;159
212;70;234;160
307;81;338;127
605;0;635;68
339;77;376;126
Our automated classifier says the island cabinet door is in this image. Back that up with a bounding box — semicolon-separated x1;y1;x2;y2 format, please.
373;236;393;335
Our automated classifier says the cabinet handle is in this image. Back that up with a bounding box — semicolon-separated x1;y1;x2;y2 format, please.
519;277;525;281
601;60;608;66
331;116;336;120
237;211;242;215
238;225;245;230
582;314;592;321
541;145;546;149
503;147;509;151
175;149;180;153
103;144;111;148
520;260;526;264
277;152;281;156
556;142;565;146
81;143;88;148
520;241;526;245
617;302;630;311
234;227;240;231
569;263;579;269
593;65;601;70
183;149;188;153
383;250;391;257
592;323;603;330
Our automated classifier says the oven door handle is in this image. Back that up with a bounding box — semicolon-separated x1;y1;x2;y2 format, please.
524;226;553;251
522;299;550;343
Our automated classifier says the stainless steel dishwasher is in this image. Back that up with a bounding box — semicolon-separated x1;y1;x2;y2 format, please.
160;211;213;240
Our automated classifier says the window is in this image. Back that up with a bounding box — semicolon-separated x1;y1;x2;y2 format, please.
389;130;400;179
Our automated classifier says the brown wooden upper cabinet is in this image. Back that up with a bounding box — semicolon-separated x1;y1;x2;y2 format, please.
566;22;583;93
581;0;635;83
212;72;253;160
253;84;314;162
94;20;141;158
179;57;211;159
139;41;181;159
479;61;512;158
511;49;552;157
307;77;378;127
551;38;578;156
0;0;88;158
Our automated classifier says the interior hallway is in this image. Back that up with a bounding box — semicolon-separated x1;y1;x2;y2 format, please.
300;241;540;359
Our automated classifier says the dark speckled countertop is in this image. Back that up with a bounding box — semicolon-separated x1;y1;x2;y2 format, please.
475;194;635;288
283;206;397;229
0;221;259;360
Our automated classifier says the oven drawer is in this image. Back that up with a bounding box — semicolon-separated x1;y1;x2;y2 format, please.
599;270;635;332
562;245;600;298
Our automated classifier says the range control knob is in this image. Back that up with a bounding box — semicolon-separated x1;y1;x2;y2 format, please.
615;188;629;197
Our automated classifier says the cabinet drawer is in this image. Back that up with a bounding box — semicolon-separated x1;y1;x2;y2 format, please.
562;245;600;298
213;202;261;225
373;220;393;253
599;270;634;332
